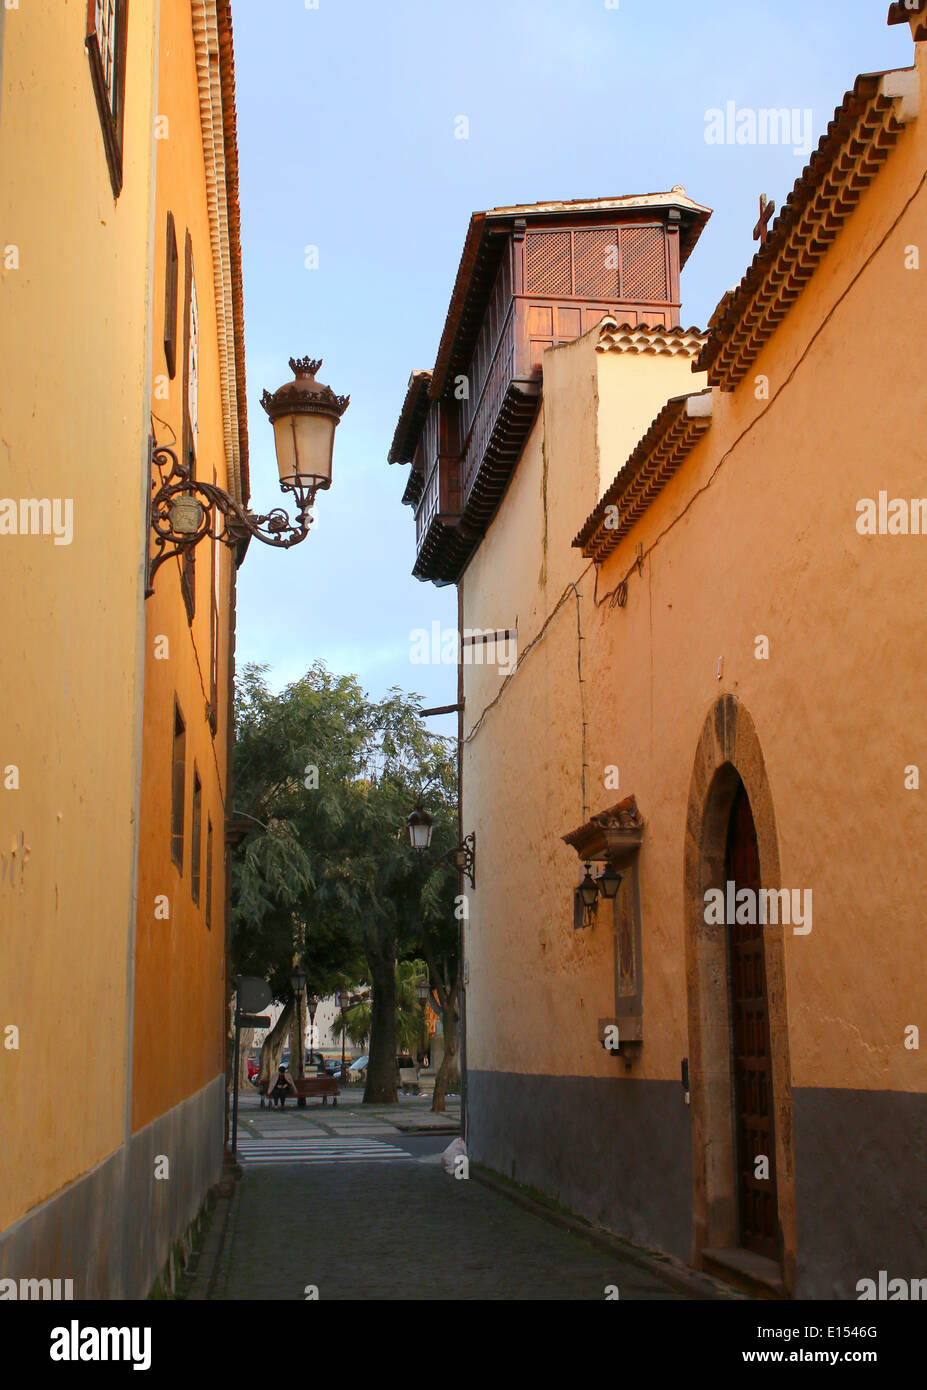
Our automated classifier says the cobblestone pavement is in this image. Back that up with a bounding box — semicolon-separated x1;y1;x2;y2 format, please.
205;1150;698;1300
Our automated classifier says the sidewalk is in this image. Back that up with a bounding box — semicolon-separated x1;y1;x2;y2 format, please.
233;1084;461;1140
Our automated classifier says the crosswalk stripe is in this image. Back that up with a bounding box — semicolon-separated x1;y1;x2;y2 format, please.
236;1137;414;1165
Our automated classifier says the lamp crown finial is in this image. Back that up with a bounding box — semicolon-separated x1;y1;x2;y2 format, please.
290;356;322;377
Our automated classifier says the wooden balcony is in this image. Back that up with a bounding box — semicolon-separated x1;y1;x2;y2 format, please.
413;452;471;585
397;195;712;586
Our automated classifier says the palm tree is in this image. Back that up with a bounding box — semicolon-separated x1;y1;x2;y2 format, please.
334;960;429;1059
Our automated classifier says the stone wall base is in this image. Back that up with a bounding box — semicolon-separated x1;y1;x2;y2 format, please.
0;1074;225;1299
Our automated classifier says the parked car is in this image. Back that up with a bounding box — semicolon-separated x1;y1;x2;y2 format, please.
348;1055;369;1082
246;1059;259;1081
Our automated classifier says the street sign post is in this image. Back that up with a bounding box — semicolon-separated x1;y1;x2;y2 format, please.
232;977;275;1158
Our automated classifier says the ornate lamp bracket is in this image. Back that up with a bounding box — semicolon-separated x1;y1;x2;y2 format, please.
444;831;476;890
146;440;316;597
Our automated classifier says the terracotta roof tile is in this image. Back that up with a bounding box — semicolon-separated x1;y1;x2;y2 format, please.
216;0;249;504
573;390;713;559
695;68;916;390
595;318;706;357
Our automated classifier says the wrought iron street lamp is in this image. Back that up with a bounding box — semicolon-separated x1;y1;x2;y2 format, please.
406;804;475;888
146;356;349;594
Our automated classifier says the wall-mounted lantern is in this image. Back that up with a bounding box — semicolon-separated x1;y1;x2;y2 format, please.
146;356;349;595
407;803;476;888
578;863;600;910
599;863;623;900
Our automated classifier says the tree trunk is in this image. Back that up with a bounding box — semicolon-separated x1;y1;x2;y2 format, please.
259;999;294;1100
363;925;397;1104
236;1026;254;1090
431;982;460;1114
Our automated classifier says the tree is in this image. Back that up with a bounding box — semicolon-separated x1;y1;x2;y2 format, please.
230;661;458;1105
333;960;430;1057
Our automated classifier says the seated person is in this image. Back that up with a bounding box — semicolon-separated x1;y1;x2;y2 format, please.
269;1064;297;1108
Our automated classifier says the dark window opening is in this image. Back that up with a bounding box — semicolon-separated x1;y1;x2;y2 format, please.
191;766;202;904
171;701;185;870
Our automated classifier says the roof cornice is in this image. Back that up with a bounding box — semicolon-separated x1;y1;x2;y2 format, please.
888;1;927;40
574;390;713;560
695;68;918;391
388;369;432;465
191;0;249;504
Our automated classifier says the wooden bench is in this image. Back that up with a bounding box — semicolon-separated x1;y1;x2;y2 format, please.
261;1075;340;1107
289;1076;339;1106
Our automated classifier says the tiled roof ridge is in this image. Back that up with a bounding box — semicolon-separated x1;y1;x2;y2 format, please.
573;389;713;558
696;67;916;388
596;318;707;356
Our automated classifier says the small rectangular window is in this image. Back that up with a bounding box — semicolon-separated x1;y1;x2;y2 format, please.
171;702;186;870
164;213;178;378
191;767;202;904
205;816;213;929
85;0;129;198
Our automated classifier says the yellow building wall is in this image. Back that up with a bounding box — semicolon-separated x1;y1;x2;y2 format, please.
462;337;704;1083
132;0;232;1132
0;3;157;1231
462;43;927;1103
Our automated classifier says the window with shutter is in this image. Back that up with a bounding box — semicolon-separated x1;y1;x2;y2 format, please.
85;0;129;197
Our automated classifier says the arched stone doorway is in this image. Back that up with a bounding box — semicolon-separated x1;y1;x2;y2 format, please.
683;694;796;1293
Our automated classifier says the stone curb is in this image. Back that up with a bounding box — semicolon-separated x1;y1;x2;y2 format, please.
469;1164;745;1301
186;1177;241;1301
392;1123;460;1135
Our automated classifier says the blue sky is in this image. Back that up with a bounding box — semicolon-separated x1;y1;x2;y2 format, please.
231;0;912;739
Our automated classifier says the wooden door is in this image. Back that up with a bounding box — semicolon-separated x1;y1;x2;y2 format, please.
725;783;779;1260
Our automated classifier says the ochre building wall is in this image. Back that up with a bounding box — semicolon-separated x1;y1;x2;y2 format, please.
131;0;231;1137
0;0;157;1236
461;41;927;1296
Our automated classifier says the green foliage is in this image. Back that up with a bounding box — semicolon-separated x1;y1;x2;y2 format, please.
231;661;458;1003
333;959;430;1053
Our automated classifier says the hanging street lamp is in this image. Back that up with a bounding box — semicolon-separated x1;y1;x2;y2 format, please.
406;803;475;888
146;356;349;594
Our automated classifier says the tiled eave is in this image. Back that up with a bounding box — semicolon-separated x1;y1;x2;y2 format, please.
412;520;475;587
695;68;918;392
574;391;713;561
192;1;249;504
888;0;927;40
596;318;707;358
388;369;432;465
401;469;424;508
562;795;644;865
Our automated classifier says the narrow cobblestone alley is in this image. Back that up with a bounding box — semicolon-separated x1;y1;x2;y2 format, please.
189;1092;729;1301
